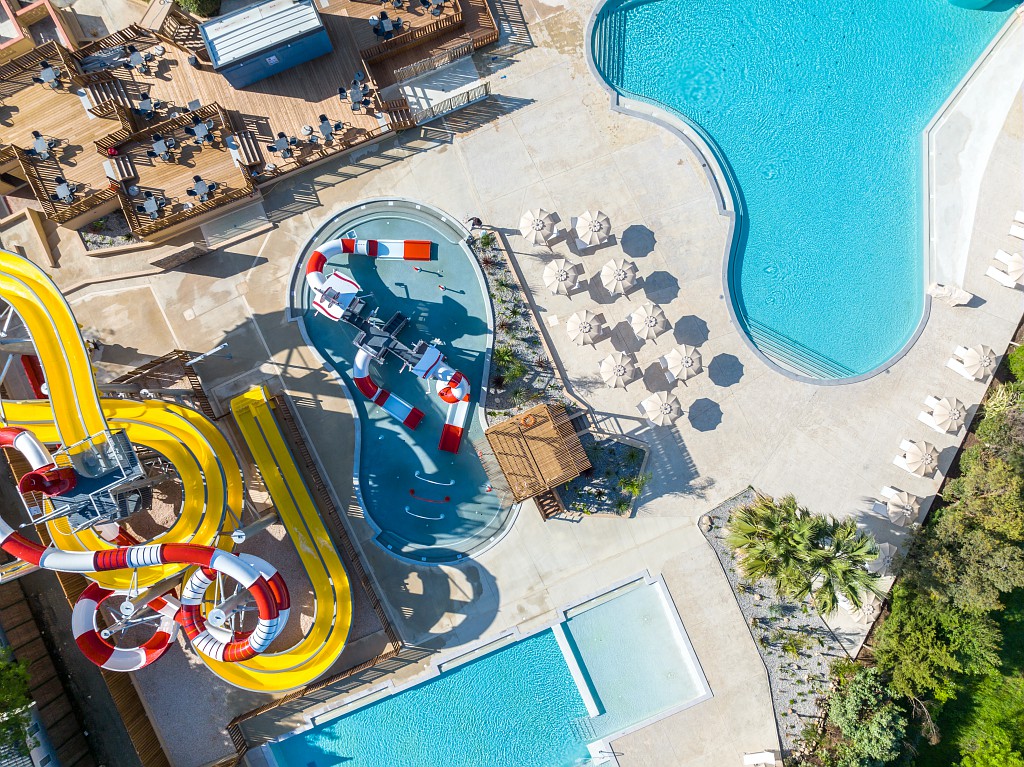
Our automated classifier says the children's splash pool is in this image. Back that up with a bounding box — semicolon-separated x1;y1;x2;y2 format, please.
292;200;513;563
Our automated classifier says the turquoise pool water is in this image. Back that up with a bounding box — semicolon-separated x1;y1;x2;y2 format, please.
298;203;508;563
271;631;592;767
269;581;711;767
591;0;1017;378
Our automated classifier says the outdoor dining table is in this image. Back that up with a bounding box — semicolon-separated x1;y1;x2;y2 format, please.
54;182;72;201
193;179;210;197
319;119;334;140
39;66;59;84
152;138;169;155
142;196;161;215
272;136;291;153
128;51;145;69
193;121;212;141
32;136;50;156
139;97;154;113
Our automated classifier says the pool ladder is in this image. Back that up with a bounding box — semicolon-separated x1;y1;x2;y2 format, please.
744;318;856;380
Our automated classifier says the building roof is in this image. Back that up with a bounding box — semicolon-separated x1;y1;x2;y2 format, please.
200;0;324;70
484;404;591;503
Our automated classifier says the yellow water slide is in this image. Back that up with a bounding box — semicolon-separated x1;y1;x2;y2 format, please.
0;249;242;589
205;385;353;692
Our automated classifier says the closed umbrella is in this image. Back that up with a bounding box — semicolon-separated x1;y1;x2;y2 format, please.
930;397;967;435
600;258;638;296
566;310;603;346
542;258;582;296
663;345;703;381
519;209;556;246
886;491;920;527
599;352;635;389
961;345;996;380
640;391;681;426
574;210;611;247
629;303;669;341
903;441;939;477
867;542;898;576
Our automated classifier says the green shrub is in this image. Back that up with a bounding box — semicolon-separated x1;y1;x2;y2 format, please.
1007;345;1024;382
0;647;32;756
826;667;907;766
177;0;221;16
959;730;1024;767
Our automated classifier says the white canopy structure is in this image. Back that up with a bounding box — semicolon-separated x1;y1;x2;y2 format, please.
566;310;604;346
599;258;638;296
542;258;582;296
599;352;636;389
519;209;557;247
640;391;682;426
573;210;611;248
661;345;703;382
629;303;669;341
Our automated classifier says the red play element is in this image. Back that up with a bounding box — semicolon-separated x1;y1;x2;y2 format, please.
20;355;46;398
402;241;431;260
404;408;425;429
438;424;463;453
18;466;76;496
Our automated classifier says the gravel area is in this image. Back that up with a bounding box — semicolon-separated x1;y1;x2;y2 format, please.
558;432;647;516
700;489;848;759
473;235;569;420
79;211;141;252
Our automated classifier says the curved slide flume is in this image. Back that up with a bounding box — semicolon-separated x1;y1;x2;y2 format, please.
215;386;352;693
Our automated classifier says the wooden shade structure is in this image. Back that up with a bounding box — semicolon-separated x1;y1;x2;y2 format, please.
484;404;591;503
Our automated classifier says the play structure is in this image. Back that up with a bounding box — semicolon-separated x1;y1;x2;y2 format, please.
305;237;473;453
0;249;352;692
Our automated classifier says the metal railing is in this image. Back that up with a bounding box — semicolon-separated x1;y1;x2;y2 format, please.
392;35;473;82
412;81;490;124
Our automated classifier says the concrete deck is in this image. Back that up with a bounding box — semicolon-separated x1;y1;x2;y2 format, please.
22;0;1024;765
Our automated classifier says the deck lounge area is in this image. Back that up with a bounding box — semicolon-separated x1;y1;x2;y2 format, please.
0;0;497;239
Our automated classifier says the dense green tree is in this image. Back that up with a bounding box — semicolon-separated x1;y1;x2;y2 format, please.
827;667;907;766
944;452;1024;542
803;517;883;616
0;647;32;757
959;730;1024;767
874;585;1001;702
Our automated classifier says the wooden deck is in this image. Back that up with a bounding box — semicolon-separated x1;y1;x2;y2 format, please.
0;0;499;238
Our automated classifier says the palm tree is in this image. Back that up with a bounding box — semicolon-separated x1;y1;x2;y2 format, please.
725;494;824;599
803;517;883;616
726;495;882;616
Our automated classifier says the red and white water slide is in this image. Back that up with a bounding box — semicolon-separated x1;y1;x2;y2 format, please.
0;425;289;671
305;237;473;453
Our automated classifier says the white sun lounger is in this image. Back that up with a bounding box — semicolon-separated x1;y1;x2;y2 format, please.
658;355;677;383
1015;210;1024;225
987;251;1021;288
946;345;977;381
1011;223;1024;241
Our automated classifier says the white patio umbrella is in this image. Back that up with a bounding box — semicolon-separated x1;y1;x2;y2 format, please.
566;310;604;346
629;303;669;341
599;352;635;389
600;258;638;296
640;391;682;426
930;397;967;434
886;491;920;527
867;542;898;576
574;210;611;247
542;258;582;296
663;345;703;381
850;593;883;625
961;345;996;380
903;441;940;477
519;209;556;246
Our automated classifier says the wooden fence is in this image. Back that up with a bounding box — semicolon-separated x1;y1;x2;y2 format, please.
412;81;490;124
359;0;464;64
392;35;473;83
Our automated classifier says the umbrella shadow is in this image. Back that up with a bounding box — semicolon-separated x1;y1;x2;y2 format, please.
687;397;723;432
620;224;657;259
708;353;744;387
643;270;680;303
587;271;641;306
609;319;645;355
641;360;674;393
673;314;710;346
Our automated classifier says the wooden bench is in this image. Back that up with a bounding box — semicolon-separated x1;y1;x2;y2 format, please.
225;131;263;168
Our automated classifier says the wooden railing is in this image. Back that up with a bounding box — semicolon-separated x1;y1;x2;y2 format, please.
359;0;464;63
119;182;253;239
92;102;136;151
152;5;211;63
392;35;473;83
258;123;392;179
50;187;118;226
7;145;58;217
70;23;153;62
96;101;223;154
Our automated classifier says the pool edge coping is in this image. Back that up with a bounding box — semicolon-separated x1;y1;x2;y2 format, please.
283;196;524;567
582;1;1024;385
261;570;714;767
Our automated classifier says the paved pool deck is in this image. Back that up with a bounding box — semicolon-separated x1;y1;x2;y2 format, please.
33;1;1024;765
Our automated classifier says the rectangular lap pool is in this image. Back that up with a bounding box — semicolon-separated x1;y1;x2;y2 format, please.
266;577;711;767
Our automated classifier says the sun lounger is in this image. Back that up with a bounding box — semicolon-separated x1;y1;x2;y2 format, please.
1015;210;1024;225
1011;223;1024;241
986;265;1018;288
918;409;944;434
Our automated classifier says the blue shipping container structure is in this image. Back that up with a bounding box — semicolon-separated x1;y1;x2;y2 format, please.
199;0;333;89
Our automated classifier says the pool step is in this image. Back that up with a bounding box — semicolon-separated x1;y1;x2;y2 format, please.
744;318;856;380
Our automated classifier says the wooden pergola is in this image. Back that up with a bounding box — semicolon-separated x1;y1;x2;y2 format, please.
484;403;591;503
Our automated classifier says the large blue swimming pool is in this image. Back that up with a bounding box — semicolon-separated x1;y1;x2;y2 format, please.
591;0;1016;379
